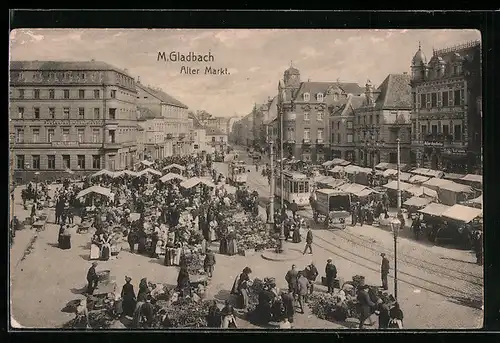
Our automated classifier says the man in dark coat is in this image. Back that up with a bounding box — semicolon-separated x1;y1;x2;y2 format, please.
304;262;319;294
281;290;295;323
203;249;216;278
377;302;390;329
351;202;357;226
140;295;155;328
289;200;299;219
303;228;313;255
296;272;310;313
380;253;390;291
325;259;337;294
266;202;272;223
285;265;299;296
86;262;99;295
357;285;376;329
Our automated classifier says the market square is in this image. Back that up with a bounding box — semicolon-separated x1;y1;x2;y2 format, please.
9;28;483;330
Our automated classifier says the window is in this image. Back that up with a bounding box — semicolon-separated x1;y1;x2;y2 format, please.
437;92;442;107
19;89;24;99
426;93;431;108
442;125;449;136
431;125;438;134
318;129;324;140
109;130;116;143
454;89;463;106
420;94;426;109
63;89;70;99
94;89;100;99
49;89;55;99
62;128;70;142
304;112;310;121
92;129;100;143
304;129;310;140
33;89;40;99
111;90;116;98
317;112;324;121
77;155;85;169
431;93;437;107
93;108;100;119
49;107;55;119
78;89;85;99
92;155;101;169
63;108;70;119
32;155;40;169
34;107;40;119
78;107;85;119
304;93;310;102
47;128;54;142
317;93;324;102
421;125;427;136
109;108;116;120
18;107;24;119
442;91;449;106
16;155;25;169
77;128;84;143
347;133;353;143
337;122;340;130
454;125;462;141
369;115;373;125
448;91;454;106
32;128;40;143
62;155;70;169
16;128;24;143
346;121;353;129
331;133;335;142
412;93;416;108
47;155;55;169
337;134;341;144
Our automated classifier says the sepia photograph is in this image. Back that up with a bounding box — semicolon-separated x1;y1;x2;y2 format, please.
9;28;483;330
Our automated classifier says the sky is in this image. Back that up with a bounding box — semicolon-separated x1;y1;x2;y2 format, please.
10;29;480;118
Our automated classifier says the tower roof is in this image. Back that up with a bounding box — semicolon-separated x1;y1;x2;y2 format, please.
411;42;427;66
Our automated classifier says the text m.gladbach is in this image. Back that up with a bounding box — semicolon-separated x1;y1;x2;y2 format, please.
158;51;215;63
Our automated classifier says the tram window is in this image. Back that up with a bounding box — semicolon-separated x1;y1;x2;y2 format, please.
305;182;309;193
293;181;298;193
298;182;305;193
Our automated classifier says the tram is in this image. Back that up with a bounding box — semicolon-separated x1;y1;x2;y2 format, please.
228;161;248;185
274;171;310;208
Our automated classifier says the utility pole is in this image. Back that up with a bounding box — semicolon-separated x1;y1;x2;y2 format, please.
268;126;275;231
277;87;285;254
396;137;402;210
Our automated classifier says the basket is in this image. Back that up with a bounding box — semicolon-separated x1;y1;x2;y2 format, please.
97;270;111;282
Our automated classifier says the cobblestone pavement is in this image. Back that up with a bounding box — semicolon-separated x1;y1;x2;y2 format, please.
9;170;483;329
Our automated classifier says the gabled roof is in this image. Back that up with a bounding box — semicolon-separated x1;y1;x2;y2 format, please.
10;60;132;76
206;127;226;136
137;83;188;108
293;82;365;102
374;74;412;110
137;106;161;120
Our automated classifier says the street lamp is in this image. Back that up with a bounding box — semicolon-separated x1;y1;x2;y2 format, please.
266;125;275;232
390;218;401;300
396;137;402;210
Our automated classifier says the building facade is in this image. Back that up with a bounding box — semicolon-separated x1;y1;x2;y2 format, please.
410;40;482;173
188;116;208;153
206;127;228;153
275;66;364;163
136;82;190;157
136;107;167;160
354;74;413;167
10;60;138;181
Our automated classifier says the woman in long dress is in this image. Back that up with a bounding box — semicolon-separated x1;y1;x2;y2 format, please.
292;224;302;244
100;235;111;261
176;265;191;298
227;230;238;256
121;276;137;318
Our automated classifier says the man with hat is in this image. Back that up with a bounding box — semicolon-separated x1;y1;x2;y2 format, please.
380;253;390;291
325;258;338;294
86;262;99;295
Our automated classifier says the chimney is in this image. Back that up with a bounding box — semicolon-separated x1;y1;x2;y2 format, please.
137;76;141;84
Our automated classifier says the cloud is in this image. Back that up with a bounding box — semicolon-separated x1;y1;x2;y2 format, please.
9;29;481;117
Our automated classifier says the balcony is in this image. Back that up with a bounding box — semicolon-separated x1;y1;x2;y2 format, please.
302;139;311;144
166;133;173;140
284;139;296;144
179;133;186;140
102;141;121;150
316;138;325;144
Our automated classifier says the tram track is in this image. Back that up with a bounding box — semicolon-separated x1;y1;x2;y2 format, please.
218;161;483;306
331;228;483;285
312;234;482;306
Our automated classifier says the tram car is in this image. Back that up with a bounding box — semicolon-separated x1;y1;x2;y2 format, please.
313;188;351;229
274;171;310;208
227;161;248;185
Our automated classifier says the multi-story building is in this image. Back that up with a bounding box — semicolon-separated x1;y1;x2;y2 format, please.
275;66;364;162
227;116;240;138
188;115;208;153
136;107;167;160
410;40;481;173
353;74;413;167
206;127;228;153
233;114;254;147
9;60;138;181
203;116;230;135
136;81;190;157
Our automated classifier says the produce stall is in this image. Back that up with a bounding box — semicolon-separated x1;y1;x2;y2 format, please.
226;214;277;253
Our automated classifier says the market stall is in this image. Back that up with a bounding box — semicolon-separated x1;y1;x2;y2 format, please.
459;174;483;189
136;168;162;178
408;174;431;185
163;164;187;176
410;168;444;179
90;169;115;178
462;195;482;209
382;180;414;206
76;185;115;207
436;182;474;206
160;173;186;183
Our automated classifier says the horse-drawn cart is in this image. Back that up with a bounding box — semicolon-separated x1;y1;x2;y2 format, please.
313;189;351;229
